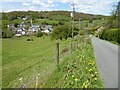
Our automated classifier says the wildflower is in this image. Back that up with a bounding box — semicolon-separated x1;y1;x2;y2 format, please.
19;78;22;81
91;74;94;77
88;60;95;65
83;82;87;88
72;75;74;78
94;78;97;81
84;85;87;88
89;69;92;72
75;78;78;82
95;71;98;74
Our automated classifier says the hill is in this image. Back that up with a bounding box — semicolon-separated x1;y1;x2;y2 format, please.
1;10;107;21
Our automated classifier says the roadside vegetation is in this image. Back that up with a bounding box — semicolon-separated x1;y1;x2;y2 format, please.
43;36;103;88
99;29;120;45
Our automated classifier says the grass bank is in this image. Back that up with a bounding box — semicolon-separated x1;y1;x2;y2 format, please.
43;36;103;88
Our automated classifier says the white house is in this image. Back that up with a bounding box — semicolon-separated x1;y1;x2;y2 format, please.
22;17;27;20
41;25;52;35
20;22;26;28
14;28;25;36
42;29;50;35
22;31;25;35
14;34;22;37
27;19;41;34
44;25;52;31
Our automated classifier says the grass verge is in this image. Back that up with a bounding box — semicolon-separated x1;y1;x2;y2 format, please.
43;37;103;88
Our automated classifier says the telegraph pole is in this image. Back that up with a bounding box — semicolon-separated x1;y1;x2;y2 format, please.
79;18;80;35
71;3;76;38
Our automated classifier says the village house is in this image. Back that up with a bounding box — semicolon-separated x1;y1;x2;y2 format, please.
20;22;26;28
27;19;41;34
41;25;53;35
8;18;53;36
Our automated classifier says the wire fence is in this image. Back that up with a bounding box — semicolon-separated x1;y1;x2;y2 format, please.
11;35;90;88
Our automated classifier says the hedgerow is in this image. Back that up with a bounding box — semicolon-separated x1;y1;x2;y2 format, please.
99;29;119;44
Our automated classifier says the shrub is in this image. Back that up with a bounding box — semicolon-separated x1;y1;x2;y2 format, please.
58;21;65;25
2;29;14;38
79;30;86;35
36;30;43;37
99;29;119;44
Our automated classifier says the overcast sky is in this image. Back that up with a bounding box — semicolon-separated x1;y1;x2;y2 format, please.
0;0;119;15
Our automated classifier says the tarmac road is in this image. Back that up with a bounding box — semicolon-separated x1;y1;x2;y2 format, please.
91;37;118;88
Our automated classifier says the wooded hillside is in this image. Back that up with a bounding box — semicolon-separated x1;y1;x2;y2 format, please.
1;11;106;21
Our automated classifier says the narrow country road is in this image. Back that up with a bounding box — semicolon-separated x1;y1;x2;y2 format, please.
91;37;118;88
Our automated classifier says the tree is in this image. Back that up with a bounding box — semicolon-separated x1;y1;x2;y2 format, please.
111;1;120;28
51;24;78;40
2;29;14;38
117;1;120;28
58;21;65;25
14;23;19;28
36;30;43;37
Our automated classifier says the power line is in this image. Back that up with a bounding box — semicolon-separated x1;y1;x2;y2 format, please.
71;3;76;39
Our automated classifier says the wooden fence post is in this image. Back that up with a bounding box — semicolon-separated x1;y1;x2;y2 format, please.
56;43;59;65
76;40;78;50
70;41;72;54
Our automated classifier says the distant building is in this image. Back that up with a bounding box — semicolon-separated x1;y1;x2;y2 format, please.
20;22;26;28
22;17;27;20
14;28;26;36
44;25;52;31
30;19;33;27
42;29;50;35
27;19;41;34
9;18;53;36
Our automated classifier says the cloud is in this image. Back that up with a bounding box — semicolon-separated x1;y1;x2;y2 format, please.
69;0;117;15
5;6;38;12
31;0;56;11
22;2;30;6
1;0;119;15
0;0;32;2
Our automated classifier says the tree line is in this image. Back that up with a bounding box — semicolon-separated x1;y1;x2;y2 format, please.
1;11;105;21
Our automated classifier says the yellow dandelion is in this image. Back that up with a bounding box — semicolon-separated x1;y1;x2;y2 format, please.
88;60;95;65
83;82;86;86
95;71;98;74
91;74;94;77
94;78;97;81
89;60;92;62
89;69;92;72
75;78;78;82
84;85;87;88
72;75;74;78
83;82;87;88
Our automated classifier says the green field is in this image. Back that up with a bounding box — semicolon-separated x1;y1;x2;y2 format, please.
0;39;2;89
2;36;103;88
2;36;71;88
